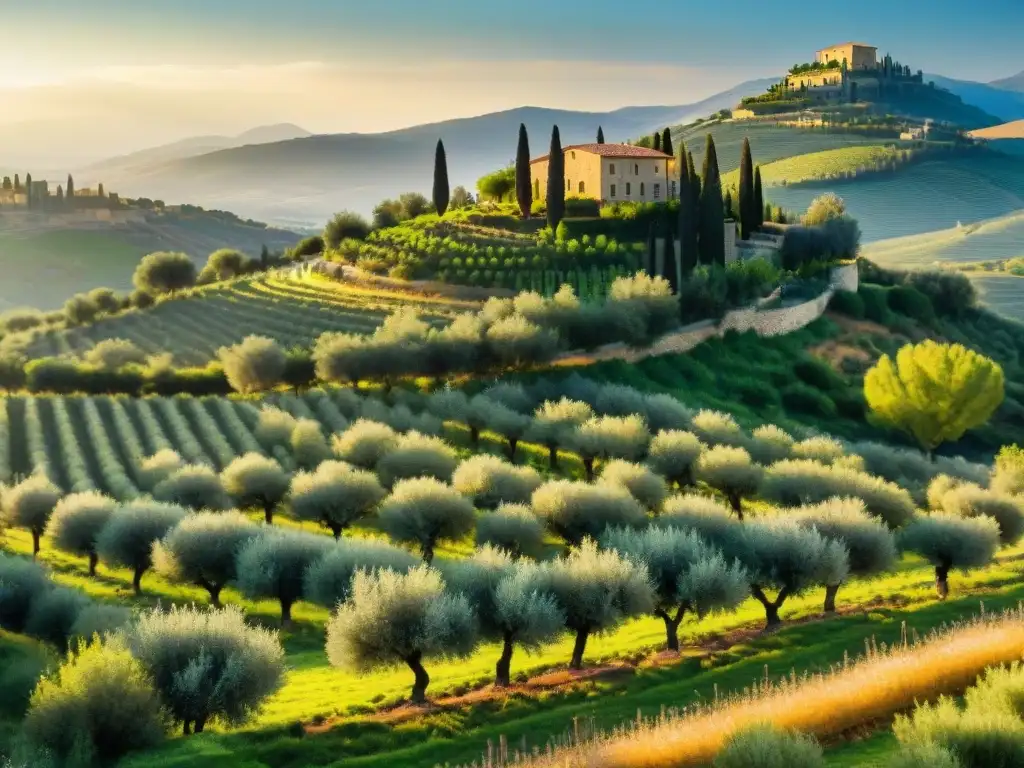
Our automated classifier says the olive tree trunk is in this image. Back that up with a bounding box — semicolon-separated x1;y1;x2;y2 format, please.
405;652;431;703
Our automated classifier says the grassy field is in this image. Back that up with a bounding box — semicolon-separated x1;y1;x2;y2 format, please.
20;273;467;365
721;145;908;189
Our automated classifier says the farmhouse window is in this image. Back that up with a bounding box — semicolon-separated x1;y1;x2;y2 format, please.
634;164;639;175
653;183;660;199
610;184;616;198
578;181;585;194
640;183;645;197
609;163;616;174
626;182;631;195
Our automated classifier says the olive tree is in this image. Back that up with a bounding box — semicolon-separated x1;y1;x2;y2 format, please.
152;511;259;606
132;251;197;295
746;424;795;465
44;491;116;575
993;444;1024;496
485;314;558;370
761;459;915;528
602;526;747;651
546;540;654;669
24;586;90;650
236;528;332;625
0;554;51;632
599;459;669;512
899;513;1001;599
221;453;290;524
475;504;546;559
444;548;563;686
934;483;1024;546
642;394;694;432
84;339;148;370
791;498;898;612
525;398;594;469
96;501;187;593
377;477;476;562
153;465;231;511
254;407;297;451
531;479;646;546
137;449;184;492
484;399;532;459
594;384;649;418
646;430;704;488
2;474;61;555
303;537;418;608
218;336;286;394
325;566;477;703
332;419;398;469
290;460;385;538
129;605;284;734
375;431;458;488
22;637;166;765
693;446;763;519
289;418;331;470
737;518;849;628
571;414;651;481
453;454;541;509
656;494;744;553
68;604;133;645
792;436;856;468
690;410;748;449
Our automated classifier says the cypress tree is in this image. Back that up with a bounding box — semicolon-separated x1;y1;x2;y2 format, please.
653;132;662;152
698;134;725;266
546;125;565;230
723;190;733;221
432;139;450;216
98;183;105;199
753;166;764;227
66;174;74;199
13;174;20;192
515;123;532;219
596;126;605;144
687;151;700;208
25;173;32;208
661;128;673;158
56;185;64;201
677;153;697;279
738;137;755;240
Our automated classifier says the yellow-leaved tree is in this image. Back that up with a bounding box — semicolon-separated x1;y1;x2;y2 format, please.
864;340;1004;454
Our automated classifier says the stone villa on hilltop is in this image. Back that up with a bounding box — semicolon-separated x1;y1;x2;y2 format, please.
530;144;678;204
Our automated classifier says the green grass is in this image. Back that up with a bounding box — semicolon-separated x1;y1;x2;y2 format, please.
722;145;909;189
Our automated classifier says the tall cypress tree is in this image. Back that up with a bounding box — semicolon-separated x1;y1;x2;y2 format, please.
546;125;565;230
515;123;532;219
723;190;733;221
653;132;662;152
677;152;697;279
738;137;755;239
13;174;20;192
66;174;74;199
698;134;725;266
661;128;673;158
432;139;450;216
687;150;701;238
25;173;32;208
753;166;764;228
596;126;605;144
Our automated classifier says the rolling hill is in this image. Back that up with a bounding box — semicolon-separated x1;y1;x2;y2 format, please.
928;74;1024;122
991;70;1024;92
968;120;1024;157
82;80;776;228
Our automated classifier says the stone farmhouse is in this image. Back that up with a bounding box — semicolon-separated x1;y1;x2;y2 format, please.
530;144;679;205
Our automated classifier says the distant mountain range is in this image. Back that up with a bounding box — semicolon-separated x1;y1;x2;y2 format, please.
76;72;1024;229
990;70;1024;92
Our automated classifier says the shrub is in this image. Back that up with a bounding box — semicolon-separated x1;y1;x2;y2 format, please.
153;511;259;606
44;492;116;575
290;460;386;538
854;441;988;504
899;513;1001;599
289;417;331;470
332;419;399;469
694;446;763;518
302;538;418;608
84;339;148;370
218;336;286;394
453;455;542;509
888;285;935;323
791;436;853;467
781;383;838;418
375;431;458;488
443;551;563;686
603;525;747;651
475;504;546;558
747;425;794;465
526;398;594;469
24;586;90;650
646;430;704;488
572;414;651;480
377;477;476;562
547;540;654;669
738;518;849;627
532;479;646;545
486;314;559;369
324;211;371;247
935;484;1024;546
255;406;298;450
68;603;133;644
643;394;694;432
599;459;669;511
325;566;477;702
828;290;865;319
236;528;332;624
2;474;62;554
904;269;976;318
153;465;231;511
713;724;824;768
221;453;290;524
0;554;51;632
865;341;1004;453
129;605;284;733
133;251;197;294
22;637;166;764
791;498;898;611
690;410;747;449
993;444;1024;496
137;449;185;492
96;501;187;594
761;459;915;528
199;248;247;282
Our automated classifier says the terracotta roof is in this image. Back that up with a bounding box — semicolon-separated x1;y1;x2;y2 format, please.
530;143;673;164
816;42;876;51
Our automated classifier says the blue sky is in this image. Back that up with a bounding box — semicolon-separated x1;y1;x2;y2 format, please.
0;0;1020;157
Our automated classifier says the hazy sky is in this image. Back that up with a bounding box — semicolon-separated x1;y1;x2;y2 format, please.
1;0;1021;162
